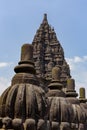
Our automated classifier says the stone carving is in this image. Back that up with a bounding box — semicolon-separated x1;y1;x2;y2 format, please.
54;46;59;53
45;45;51;53
61;60;71;82
37;42;42;51
47;60;54;71
35;58;40;67
33;43;37;52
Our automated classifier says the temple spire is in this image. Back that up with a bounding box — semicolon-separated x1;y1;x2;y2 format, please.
42;13;48;24
32;14;71;88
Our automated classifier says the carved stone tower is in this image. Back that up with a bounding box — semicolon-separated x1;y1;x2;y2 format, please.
32;14;71;88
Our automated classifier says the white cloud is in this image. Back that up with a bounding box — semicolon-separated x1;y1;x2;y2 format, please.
74;56;83;63
83;56;87;61
0;77;11;95
0;62;13;68
66;55;87;64
0;62;14;95
66;56;87;97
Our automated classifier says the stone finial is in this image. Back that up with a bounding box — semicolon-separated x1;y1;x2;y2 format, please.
79;87;87;103
48;66;63;90
52;66;61;81
13;43;37;85
67;78;75;91
43;14;47;21
21;44;33;61
79;87;85;99
42;14;48;24
66;78;78;97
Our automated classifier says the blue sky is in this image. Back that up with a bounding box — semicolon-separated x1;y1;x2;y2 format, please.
0;0;87;96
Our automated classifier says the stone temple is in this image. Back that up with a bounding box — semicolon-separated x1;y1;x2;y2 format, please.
0;14;87;130
32;14;71;91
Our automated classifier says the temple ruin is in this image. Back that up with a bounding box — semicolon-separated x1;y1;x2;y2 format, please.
0;14;87;130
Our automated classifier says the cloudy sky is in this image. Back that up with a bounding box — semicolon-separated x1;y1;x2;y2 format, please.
0;0;87;96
